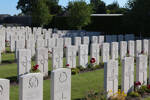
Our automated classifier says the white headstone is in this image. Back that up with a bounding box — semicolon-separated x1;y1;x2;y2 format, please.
136;55;147;85
128;41;135;57
120;41;127;59
91;36;98;43
19;73;43;100
48;38;56;52
98;36;104;48
64;38;71;47
36;39;45;48
26;40;35;57
15;40;25;59
79;45;88;68
111;42;118;60
51;68;71;100
0;79;9;100
52;47;63;70
135;40;142;57
36;48;48;77
90;43;100;65
66;46;76;68
56;38;63;48
83;36;89;45
104;60;118;98
102;43;110;62
17;49;31;77
74;37;81;52
142;39;149;55
122;57;134;93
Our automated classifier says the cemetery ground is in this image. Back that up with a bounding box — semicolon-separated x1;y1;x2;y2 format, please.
1;48;150;100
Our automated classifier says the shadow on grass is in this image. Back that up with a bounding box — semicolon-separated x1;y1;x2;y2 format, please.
74;98;85;100
1;59;16;64
6;76;18;84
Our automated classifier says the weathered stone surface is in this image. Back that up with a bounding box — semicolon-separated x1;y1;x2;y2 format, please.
136;55;147;85
19;73;43;100
122;57;134;93
79;45;88;68
66;46;76;68
104;60;118;98
102;43;110;62
51;68;71;100
17;49;31;77
0;79;9;100
36;48;48;77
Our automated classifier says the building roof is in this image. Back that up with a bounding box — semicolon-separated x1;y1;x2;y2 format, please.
91;14;123;16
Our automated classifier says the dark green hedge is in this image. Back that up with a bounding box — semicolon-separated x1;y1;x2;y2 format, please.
48;15;150;35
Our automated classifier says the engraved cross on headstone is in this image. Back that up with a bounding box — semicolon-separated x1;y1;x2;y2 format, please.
140;62;147;83
69;51;76;67
55;52;63;68
40;55;48;72
82;49;87;66
108;64;117;92
22;56;30;73
125;65;133;88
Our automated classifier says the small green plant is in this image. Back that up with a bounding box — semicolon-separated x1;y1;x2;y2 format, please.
71;68;79;75
108;89;127;100
94;65;101;69
77;65;85;71
128;92;140;97
85;89;107;100
87;58;96;70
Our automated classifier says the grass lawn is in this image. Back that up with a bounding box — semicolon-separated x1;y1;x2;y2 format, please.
0;48;150;100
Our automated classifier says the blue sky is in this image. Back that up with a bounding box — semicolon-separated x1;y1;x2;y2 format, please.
0;0;128;15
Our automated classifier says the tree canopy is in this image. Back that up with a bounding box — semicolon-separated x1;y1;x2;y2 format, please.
32;0;52;27
67;0;93;29
91;0;106;14
125;0;150;32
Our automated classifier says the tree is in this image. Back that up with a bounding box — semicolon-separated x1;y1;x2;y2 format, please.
106;1;127;14
67;0;93;29
91;0;106;14
46;0;63;15
125;0;150;32
17;0;35;15
32;0;52;27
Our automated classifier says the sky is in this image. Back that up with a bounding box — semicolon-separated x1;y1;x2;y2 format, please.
0;0;128;15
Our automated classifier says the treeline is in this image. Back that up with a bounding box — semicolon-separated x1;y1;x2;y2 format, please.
16;0;150;33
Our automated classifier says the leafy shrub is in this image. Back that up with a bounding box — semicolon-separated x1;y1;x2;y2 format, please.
71;68;79;75
128;92;140;97
77;65;85;71
85;89;107;100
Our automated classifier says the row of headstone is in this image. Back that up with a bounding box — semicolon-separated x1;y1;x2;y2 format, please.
17;39;149;78
102;39;150;63
104;54;148;98
0;68;71;100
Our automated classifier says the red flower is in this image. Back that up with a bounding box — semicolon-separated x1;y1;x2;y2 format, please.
5;40;8;42
141;50;144;54
64;46;67;48
147;85;150;89
90;58;96;64
66;64;70;67
33;64;39;71
134;81;141;86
